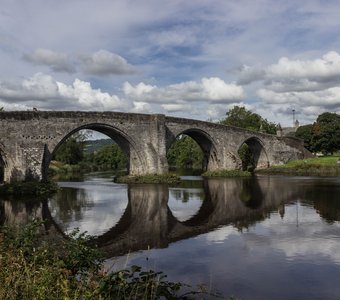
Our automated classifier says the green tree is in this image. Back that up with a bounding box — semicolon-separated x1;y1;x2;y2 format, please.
221;106;277;170
220;106;277;134
89;144;128;170
312;112;340;154
54;136;84;165
167;136;203;169
295;124;314;152
54;131;91;165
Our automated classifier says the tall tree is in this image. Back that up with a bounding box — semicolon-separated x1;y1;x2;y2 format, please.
295;124;314;152
312;112;340;154
220;106;277;134
54;132;89;165
167;136;203;169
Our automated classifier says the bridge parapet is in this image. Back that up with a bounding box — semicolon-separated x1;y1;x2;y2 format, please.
0;111;311;182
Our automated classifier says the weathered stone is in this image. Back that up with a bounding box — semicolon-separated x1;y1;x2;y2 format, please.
0;111;312;182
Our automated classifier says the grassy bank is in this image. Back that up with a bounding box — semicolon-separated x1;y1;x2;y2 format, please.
49;160;121;176
114;173;181;184
257;155;340;176
0;181;59;197
202;169;252;178
0;221;223;300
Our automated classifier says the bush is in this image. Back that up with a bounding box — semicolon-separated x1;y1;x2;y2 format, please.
0;220;223;299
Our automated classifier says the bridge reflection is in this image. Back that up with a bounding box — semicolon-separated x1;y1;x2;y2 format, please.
1;176;339;258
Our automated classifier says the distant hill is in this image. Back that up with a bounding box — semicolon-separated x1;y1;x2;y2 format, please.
83;139;115;154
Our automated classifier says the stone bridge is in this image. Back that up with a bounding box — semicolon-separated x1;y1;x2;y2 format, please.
0;111;311;182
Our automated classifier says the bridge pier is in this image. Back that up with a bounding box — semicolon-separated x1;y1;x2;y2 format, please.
0;111;311;183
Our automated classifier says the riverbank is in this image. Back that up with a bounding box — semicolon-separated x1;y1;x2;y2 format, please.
256;155;340;176
202;169;252;177
114;173;181;184
0;221;222;300
0;181;59;197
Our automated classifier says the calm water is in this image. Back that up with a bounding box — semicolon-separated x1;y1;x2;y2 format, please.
1;173;340;299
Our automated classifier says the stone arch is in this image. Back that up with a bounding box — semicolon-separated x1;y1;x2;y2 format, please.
238;136;269;170
42;123;146;181
166;128;219;171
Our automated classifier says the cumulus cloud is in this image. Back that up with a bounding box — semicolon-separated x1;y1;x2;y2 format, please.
161;103;191;112
239;51;340;90
123;77;245;104
235;52;340;122
23;48;75;73
257;87;340;109
79;50;138;76
0;73;127;111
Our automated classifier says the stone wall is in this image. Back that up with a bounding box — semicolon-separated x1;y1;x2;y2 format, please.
0;111;311;182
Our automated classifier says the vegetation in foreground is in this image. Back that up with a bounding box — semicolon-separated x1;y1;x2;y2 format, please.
114;173;181;184
0;220;225;300
203;169;252;178
0;181;59;197
257;155;340;176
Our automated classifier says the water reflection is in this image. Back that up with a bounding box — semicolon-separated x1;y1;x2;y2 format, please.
2;175;340;299
0;176;309;255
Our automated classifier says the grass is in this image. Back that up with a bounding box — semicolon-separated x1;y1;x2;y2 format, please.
0;220;225;299
114;173;181;184
0;181;59;197
202;169;252;178
257;155;340;176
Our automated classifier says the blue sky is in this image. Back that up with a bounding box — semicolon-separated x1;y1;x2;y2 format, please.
1;0;340;126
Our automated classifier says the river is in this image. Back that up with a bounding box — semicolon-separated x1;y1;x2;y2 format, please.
1;172;340;299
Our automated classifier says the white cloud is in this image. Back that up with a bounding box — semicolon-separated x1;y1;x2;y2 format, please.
0;73;127;111
23;48;75;73
161;103;191;112
257;87;340;108
79;50;138;76
124;77;245;104
0;73;59;101
57;79;126;110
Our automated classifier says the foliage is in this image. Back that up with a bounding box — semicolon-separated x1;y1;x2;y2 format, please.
220;106;276;170
295;124;314;152
294;112;340;155
0;181;59;197
86;144;127;170
312;112;340;154
238;144;255;171
220;106;277;134
202;169;252;177
52;133;128;175
54;134;86;165
115;173;181;184
167;136;204;169
256;155;340;176
0;220;223;300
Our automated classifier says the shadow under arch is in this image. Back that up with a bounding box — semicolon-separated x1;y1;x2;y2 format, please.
42;123;145;180
0;150;6;183
166;128;219;172
238;136;269;170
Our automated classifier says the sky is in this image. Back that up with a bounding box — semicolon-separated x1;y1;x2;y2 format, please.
1;0;340;126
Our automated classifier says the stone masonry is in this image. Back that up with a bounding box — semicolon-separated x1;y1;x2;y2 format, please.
0;111;312;182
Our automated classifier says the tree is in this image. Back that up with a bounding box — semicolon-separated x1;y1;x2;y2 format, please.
295;124;314;152
54;132;90;165
312;112;340;154
89;144;127;170
220;106;277;134
54;137;84;165
221;106;277;171
167;136;203;169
